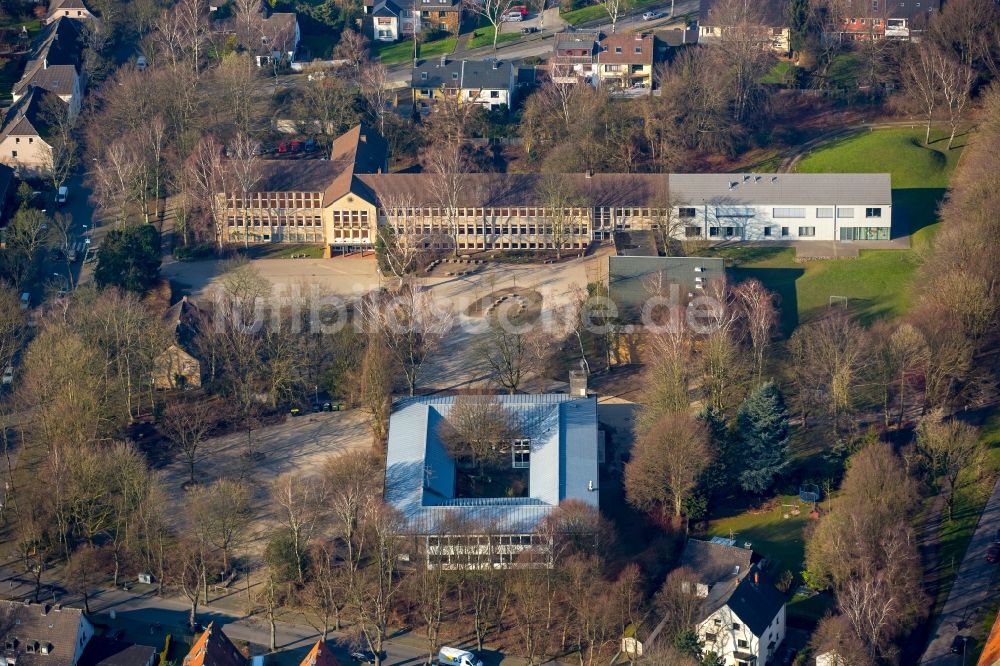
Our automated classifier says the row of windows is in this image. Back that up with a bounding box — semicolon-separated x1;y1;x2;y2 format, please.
385;206;591;219
230;192;322;208
331;210;370;224
675;206;884;220
228;217;322;227
426;534;545;548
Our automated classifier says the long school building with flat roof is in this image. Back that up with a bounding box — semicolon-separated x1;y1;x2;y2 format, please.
219;126;893;253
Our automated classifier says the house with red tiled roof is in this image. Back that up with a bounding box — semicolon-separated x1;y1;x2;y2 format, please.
299;642;341;666
980;614;1000;666
596;32;654;90
182;624;246;666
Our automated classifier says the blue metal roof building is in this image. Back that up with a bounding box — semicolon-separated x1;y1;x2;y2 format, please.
384;394;600;535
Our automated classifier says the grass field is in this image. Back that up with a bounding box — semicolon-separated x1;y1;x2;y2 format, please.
707;495;809;576
375;36;457;64
708;129;964;332
244;243;325;259
560;0;657;25
467;26;520;49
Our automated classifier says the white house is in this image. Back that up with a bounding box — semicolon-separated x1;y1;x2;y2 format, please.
0;89;61;177
0;601;96;666
669;173;893;242
411;58;517;112
681;538;787;666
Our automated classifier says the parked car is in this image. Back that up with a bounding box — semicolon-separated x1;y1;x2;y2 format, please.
278;142;289;154
290;139;303;152
951;635;967;654
987;544;1000;563
2;366;13;386
520;25;539;33
50;248;65;262
501;11;523;21
56;185;68;205
304;138;318;151
136;55;147;71
642;10;663;20
438;648;482;666
19;293;29;310
67;248;78;262
350;652;377;665
289;406;303;417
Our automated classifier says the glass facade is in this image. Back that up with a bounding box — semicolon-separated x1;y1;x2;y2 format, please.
839;226;890;240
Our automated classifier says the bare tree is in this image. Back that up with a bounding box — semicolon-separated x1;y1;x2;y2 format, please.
228;132;261;247
599;0;631;33
901;45;940;146
463;0;521;54
538;172;583;260
437;392;520;476
625;411;711;522
160;399;216;484
351;504;405;666
732;278;778;383
426;144;470;256
707;0;773;123
271;472;329;584
187;135;229;248
360;61;392;136
936;51;974;149
916;410;983;520
477;315;538;394
190;479;253;573
355;334;394;451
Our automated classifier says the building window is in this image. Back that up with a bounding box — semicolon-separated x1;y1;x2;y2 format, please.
704;633;717;642
11;151;16;158
490;90;499;98
865;207;882;218
837;207;854;218
439;10;446;16
737;640;749;649
14;138;18;144
615;47;622;53
732;623;741;630
724;226;736;237
773;207;806;218
816;207;834;218
634;47;641;53
709;227;720;237
420;71;428;80
512;439;530;468
781;226;789;236
798;226;816;237
452;72;459;80
763;226;771;236
679;207;696;218
684;226;701;237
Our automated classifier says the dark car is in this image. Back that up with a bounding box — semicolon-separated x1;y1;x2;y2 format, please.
311;403;322;413
50;248;65;262
520;26;539;33
951;635;967;654
987;544;1000;563
350;652;376;665
322;401;333;412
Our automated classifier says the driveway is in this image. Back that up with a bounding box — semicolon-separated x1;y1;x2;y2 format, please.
919;476;1000;664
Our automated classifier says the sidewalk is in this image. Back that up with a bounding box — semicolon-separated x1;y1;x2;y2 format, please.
919;476;1000;664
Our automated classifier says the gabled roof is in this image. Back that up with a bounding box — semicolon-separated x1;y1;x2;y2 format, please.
597;32;653;65
841;0;940;20
0;87;61;143
980;613;1000;666
680;538;754;587
14;18;83;96
0;601;92;666
553;30;599;54
699;0;789;27
725;569;786;636
79;638;156;666
411;59;514;92
668;172;892;206
299;643;341;666
13;63;78;97
182;624;246;666
48;0;92;13
384;394;599;534
372;0;401;18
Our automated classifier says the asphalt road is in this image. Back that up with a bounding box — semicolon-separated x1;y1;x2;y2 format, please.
919;477;1000;665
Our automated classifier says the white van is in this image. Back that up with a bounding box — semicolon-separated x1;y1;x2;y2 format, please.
502;11;523;21
437;648;482;666
19;293;29;310
136;55;147;71
56;186;68;205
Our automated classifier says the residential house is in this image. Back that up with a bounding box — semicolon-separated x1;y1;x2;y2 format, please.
217;125;893;251
11;18;85;118
153;344;202;389
596;32;653;89
298;642;341;666
414;0;462;34
43;0;97;24
979;613;1000;666
384;392;600;568
411;57;516;112
79;638;157;666
366;0;406;41
0;601;96;666
551;30;600;83
0;88;61;177
181;624;246;666
214;1;299;66
697;0;791;53
831;0;939;40
680;538;787;666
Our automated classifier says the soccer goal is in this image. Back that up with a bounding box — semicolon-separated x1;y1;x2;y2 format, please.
829;295;850;308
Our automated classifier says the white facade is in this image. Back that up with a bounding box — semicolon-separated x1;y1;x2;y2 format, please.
373;13;400;40
464;85;513;110
674;203;892;242
697;603;786;666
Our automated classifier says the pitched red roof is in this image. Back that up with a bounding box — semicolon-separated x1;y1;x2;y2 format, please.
980;614;1000;666
182;624;246;666
299;642;341;666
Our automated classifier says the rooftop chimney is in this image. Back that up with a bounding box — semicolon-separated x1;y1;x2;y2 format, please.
569;363;588;397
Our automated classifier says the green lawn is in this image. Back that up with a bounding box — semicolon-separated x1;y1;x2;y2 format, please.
467;26;521;49
704;129;964;332
707;495;809;576
760;60;796;85
243;243;325;259
560;0;658;25
375;36;457;64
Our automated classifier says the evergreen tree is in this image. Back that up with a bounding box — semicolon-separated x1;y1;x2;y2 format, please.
94;224;161;294
736;382;790;494
786;0;811;53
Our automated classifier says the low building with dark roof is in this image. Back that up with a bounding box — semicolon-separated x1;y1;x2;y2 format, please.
411;57;517;112
11;18;84;117
79;638;156;666
607;255;726;323
697;0;791;53
832;0;940;40
0;601;95;666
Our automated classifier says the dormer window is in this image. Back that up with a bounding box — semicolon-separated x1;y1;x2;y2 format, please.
451;72;459;79
420;71;428;80
615;46;622;53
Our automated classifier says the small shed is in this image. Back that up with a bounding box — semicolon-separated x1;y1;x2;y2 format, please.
153;344;202;390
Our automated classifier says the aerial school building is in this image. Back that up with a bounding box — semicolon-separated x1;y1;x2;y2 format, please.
219;126;893;253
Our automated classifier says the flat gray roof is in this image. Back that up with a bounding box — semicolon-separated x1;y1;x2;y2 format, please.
668;173;892;206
